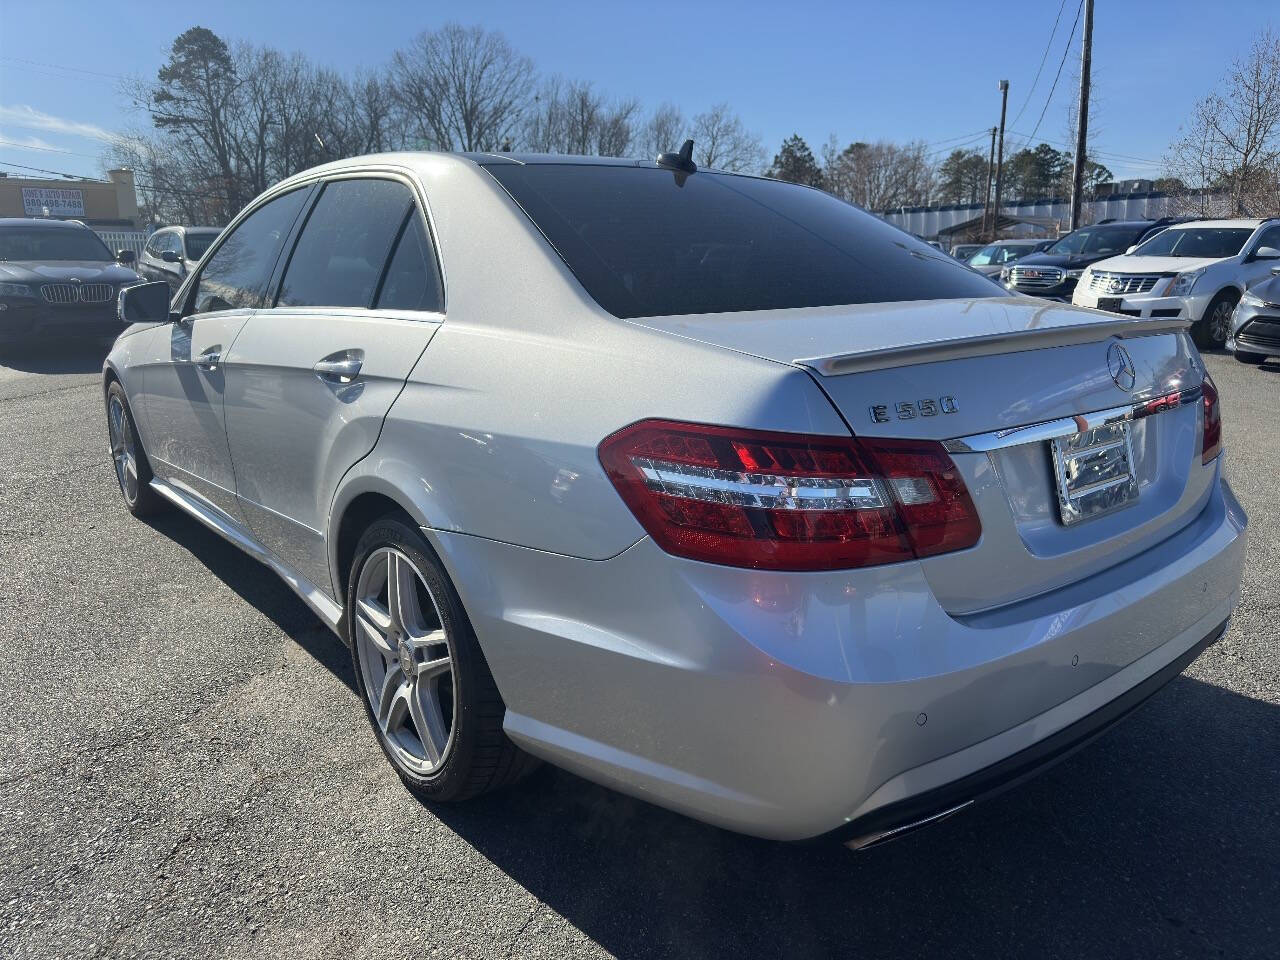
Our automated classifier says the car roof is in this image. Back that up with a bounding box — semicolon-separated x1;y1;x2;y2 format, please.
0;217;92;230
1168;219;1268;229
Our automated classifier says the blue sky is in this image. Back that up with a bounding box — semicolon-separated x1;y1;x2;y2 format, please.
0;0;1275;184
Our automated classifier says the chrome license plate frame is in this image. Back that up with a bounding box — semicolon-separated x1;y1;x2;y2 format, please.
1050;420;1139;526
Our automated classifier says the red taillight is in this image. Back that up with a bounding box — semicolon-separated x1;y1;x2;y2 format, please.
598;420;981;571
1202;375;1222;464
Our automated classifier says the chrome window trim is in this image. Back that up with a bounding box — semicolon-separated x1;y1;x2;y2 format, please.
943;383;1203;454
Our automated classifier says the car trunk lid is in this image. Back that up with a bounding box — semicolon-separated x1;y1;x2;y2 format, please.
633;297;1211;614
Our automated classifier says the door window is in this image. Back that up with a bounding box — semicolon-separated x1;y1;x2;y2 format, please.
276;178;415;308
375;213;443;312
189;187;310;315
1252;226;1280;255
144;232;166;256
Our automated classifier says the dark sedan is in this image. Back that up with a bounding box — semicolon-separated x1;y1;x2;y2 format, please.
1003;219;1176;301
0;218;143;344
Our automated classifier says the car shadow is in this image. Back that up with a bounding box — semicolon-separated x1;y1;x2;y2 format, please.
141;510;355;691
424;673;1278;959
0;339;113;374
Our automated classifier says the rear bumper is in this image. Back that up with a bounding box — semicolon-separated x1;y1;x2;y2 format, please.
426;473;1247;841
837;615;1228;848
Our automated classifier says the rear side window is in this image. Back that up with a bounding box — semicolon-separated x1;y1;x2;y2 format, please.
375;214;443;312
485;164;1001;318
277;178;414;308
191;188;309;314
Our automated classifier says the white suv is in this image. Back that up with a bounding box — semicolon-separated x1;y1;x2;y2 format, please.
1071;218;1280;347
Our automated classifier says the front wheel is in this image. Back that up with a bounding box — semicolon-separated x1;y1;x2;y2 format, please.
105;381;164;517
346;515;538;802
1193;291;1239;349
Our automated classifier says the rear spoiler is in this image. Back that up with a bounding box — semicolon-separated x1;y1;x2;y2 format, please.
797;316;1190;376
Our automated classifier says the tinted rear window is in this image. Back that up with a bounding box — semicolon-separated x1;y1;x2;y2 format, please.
486;165;1001;318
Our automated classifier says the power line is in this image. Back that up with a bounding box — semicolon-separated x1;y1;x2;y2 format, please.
0;159;104;181
0;55;129;82
925;128;992;148
0;138;104;159
1009;0;1071;129
1026;0;1085;143
1006;131;1159;165
926;132;991;159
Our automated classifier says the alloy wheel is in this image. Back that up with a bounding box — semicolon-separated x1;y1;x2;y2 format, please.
353;547;457;775
1210;300;1234;343
107;395;139;504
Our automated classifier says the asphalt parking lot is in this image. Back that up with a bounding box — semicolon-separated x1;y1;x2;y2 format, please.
1;342;1277;960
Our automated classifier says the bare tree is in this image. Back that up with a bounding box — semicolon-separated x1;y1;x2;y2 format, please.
642;103;686;159
390;23;534;151
520;78;638;156
822;138;934;210
1165;29;1280;215
691;104;764;172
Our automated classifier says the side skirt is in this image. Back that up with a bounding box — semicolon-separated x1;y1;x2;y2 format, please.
150;478;345;637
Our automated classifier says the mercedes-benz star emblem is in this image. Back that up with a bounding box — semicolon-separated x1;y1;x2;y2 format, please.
1107;342;1137;391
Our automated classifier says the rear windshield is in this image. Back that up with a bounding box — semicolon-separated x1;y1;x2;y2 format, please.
1133;227;1254;259
0;226;112;262
184;232;216;260
486;164;1001;318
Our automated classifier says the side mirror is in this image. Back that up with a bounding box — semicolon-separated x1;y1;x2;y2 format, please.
1251;245;1280;261
116;249;136;265
119;281;174;324
160;250;182;264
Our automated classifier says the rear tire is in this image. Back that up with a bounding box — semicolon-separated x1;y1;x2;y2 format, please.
105;381;164;517
1233;349;1268;364
346;514;539;802
1193;291;1239;349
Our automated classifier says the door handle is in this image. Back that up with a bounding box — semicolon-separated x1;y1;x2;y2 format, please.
313;351;363;384
195;346;221;371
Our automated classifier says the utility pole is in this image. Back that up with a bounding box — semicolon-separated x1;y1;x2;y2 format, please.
981;126;996;239
1069;0;1095;230
992;80;1009;240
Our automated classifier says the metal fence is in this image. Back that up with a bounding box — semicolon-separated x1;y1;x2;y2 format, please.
879;193;1188;239
93;229;149;258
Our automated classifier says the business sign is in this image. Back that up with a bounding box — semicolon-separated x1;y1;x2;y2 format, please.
22;187;85;217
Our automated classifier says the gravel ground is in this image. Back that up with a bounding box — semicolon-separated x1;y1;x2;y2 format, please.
1;342;1276;960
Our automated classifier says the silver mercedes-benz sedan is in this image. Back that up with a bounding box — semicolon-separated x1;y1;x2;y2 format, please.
106;150;1247;848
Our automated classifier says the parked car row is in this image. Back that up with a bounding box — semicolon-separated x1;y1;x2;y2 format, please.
977;215;1280;360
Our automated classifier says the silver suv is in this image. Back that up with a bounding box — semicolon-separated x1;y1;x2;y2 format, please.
105;153;1245;846
137;225;220;294
1072;218;1280;347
